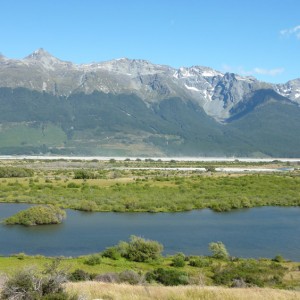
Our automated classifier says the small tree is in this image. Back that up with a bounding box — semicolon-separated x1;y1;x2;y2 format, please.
209;242;229;259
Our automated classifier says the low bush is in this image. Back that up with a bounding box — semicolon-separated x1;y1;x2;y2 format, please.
119;270;143;285
76;200;98;212
94;272;120;283
66;182;80;188
84;254;101;266
101;246;121;260
172;253;186;267
119;235;163;262
212;259;286;287
0;167;34;178
1;260;70;300
69;269;91;282
146;268;189;286
272;254;285;262
189;257;211;268
74;170;97;179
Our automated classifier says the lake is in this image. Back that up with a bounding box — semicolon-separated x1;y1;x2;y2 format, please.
1;204;300;261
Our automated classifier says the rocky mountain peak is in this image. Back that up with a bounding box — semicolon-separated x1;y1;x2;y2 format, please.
0;48;299;120
93;57;172;77
24;48;66;70
0;53;6;60
174;66;224;79
25;48;55;59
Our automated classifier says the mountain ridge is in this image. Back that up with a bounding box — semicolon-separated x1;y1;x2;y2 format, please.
0;49;300;157
1;49;299;121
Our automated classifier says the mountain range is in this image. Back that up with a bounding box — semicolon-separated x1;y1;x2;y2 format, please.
0;48;300;157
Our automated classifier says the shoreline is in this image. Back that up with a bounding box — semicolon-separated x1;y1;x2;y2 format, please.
1;155;300;162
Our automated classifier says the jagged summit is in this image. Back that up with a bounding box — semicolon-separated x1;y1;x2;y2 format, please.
0;49;300;157
24;48;57;60
0;49;299;119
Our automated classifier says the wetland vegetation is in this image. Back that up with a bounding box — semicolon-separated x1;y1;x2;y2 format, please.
0;158;299;213
3;204;66;226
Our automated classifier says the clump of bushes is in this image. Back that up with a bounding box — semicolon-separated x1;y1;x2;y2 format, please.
117;235;163;262
74;170;97;179
146;268;189;286
76;200;98;212
100;236;163;263
1;260;71;300
94;270;144;285
189;257;211;268
0;166;34;178
66;182;80;188
212;259;286;287
171;253;186;267
69;269;91;282
84;254;101;266
102;247;121;260
3;205;66;226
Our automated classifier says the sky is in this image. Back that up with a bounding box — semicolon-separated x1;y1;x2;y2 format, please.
0;0;299;83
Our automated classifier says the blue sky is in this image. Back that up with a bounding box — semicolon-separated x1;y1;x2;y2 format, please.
1;0;299;83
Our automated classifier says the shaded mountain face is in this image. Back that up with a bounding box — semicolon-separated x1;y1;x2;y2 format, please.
0;49;299;157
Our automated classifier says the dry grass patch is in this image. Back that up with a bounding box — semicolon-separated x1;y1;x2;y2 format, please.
66;282;300;300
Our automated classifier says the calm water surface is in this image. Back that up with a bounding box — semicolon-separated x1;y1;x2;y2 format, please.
1;204;300;260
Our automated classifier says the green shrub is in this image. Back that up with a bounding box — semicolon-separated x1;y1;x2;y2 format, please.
3;205;66;226
84;254;101;266
11;252;28;260
146;268;189;286
209;242;229;259
74;170;96;179
189;257;211;268
0;167;34;178
272;254;285;262
69;269;91;281
119;270;143;285
212;259;285;287
76;200;98;212
172;253;186;267
102;247;121;260
119;235;163;262
1;261;69;300
67;182;80;188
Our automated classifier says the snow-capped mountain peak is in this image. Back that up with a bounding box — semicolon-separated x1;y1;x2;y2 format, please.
0;48;299;121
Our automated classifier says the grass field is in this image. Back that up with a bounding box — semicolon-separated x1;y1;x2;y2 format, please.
66;282;300;300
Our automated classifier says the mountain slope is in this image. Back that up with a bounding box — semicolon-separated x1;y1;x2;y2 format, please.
0;49;300;157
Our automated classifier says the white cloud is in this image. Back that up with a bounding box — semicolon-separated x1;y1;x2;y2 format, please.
280;25;300;39
221;64;284;77
253;67;284;76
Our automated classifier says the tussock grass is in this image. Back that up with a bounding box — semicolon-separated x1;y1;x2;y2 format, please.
66;282;300;300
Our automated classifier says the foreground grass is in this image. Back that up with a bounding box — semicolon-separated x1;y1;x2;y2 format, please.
66;282;300;300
